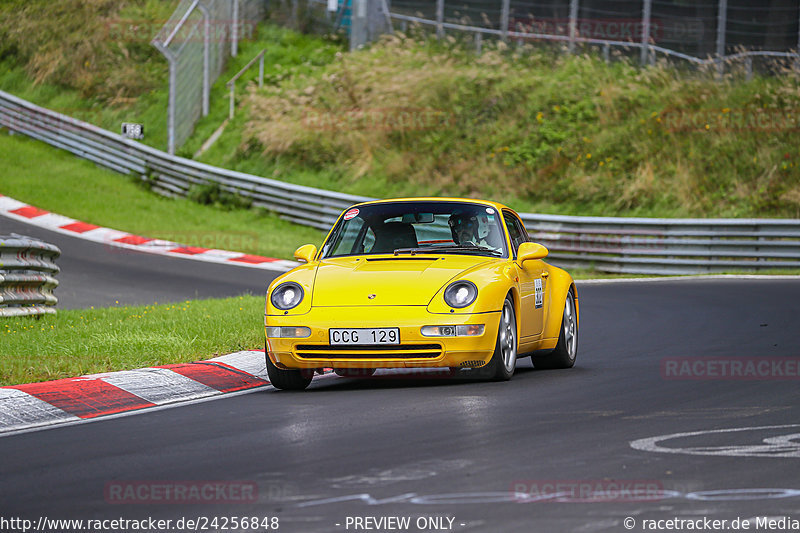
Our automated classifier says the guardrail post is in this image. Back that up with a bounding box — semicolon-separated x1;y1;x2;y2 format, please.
745;55;753;80
640;0;652;65
475;31;482;54
500;0;510;42
436;0;444;40
603;42;610;63
568;0;579;53
716;0;728;78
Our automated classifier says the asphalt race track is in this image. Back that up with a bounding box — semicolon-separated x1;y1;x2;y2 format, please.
0;215;279;309
1;276;799;532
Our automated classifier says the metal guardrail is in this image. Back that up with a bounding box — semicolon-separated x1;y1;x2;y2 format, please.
0;90;369;231
2;89;800;275
0;234;60;317
520;214;800;275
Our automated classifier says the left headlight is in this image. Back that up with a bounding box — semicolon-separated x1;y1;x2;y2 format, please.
270;282;304;310
443;280;478;308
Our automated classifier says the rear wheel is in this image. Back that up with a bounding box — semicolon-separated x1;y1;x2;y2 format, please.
482;296;517;381
265;344;313;390
533;290;577;369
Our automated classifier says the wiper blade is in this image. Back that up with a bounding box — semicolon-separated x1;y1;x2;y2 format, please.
393;245;502;256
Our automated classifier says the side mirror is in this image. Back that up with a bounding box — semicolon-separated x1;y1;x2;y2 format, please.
517;242;548;263
293;244;318;263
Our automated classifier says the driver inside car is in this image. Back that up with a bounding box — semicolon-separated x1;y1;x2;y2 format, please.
448;213;503;252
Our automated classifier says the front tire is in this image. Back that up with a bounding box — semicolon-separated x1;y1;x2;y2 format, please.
533;289;578;369
483;296;517;381
265;345;313;390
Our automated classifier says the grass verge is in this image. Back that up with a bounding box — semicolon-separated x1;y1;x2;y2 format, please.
0;295;264;386
0;132;326;259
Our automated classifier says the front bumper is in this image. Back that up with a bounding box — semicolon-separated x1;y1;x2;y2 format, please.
266;306;500;369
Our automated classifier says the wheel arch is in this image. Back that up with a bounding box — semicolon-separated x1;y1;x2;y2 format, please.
542;267;578;340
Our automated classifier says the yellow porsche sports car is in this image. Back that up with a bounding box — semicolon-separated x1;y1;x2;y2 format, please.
264;198;578;390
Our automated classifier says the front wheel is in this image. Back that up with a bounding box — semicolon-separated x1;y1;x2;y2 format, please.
533;289;578;369
265;345;313;390
482;296;517;381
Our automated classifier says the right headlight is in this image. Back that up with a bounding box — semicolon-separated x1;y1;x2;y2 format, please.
270;282;304;310
443;281;478;308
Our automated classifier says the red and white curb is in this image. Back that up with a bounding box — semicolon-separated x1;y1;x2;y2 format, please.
0;349;279;436
0;194;299;272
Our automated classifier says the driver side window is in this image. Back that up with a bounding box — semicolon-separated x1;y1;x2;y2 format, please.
503;213;529;256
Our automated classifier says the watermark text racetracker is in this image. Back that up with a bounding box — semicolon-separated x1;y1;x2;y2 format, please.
106;19;258;43
661;357;800;380
0;515;279;533
105;480;258;504
511;479;664;502
302;107;454;132
660;108;800;132
104;231;260;255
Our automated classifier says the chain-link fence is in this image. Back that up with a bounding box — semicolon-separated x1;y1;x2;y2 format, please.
152;0;267;155
308;1;799;70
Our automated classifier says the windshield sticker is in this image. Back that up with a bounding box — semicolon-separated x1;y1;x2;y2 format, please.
344;208;360;221
486;208;495;214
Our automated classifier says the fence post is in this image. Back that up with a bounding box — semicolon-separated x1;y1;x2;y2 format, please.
796;6;800;72
198;1;211;117
351;0;368;50
168;58;177;155
259;52;264;88
368;0;389;40
568;0;578;53
640;0;651;65
501;0;510;42
716;0;727;78
475;31;482;54
379;0;393;32
436;0;444;40
228;84;235;120
232;0;239;57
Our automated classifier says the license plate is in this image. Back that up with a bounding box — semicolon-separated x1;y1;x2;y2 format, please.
329;328;400;345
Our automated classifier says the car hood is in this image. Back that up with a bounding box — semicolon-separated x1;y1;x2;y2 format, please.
311;255;496;307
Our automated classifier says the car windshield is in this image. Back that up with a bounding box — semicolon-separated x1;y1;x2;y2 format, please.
320;201;509;259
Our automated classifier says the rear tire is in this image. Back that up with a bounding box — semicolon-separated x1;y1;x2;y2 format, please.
482;296;517;381
265;344;313;390
533;289;578;369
